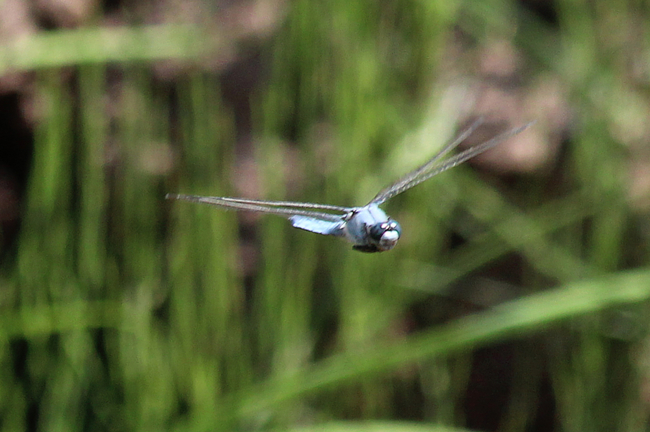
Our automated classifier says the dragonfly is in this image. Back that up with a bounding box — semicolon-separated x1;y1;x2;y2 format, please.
167;118;534;252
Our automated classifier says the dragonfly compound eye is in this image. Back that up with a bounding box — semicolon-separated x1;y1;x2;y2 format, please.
369;221;401;251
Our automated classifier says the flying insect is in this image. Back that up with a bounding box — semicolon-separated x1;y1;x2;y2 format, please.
167;118;533;252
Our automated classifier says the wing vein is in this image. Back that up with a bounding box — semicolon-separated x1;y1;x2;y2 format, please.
166;194;346;221
370;120;535;205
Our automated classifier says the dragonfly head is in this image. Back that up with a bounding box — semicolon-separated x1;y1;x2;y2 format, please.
368;220;401;251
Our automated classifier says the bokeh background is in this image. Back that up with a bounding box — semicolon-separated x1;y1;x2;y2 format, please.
1;0;649;431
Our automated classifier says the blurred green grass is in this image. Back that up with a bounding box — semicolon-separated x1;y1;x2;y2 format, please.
1;0;649;431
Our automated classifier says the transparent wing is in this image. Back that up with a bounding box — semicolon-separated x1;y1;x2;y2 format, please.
369;117;484;205
369;120;535;205
166;194;348;222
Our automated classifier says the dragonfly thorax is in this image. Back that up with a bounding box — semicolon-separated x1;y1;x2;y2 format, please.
344;204;402;252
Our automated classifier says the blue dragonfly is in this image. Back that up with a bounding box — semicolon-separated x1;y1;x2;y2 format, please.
167;119;534;252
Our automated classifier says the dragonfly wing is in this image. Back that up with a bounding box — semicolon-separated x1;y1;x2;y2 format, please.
289;215;345;237
369;120;535;205
204;196;353;213
167;194;345;221
369;118;484;205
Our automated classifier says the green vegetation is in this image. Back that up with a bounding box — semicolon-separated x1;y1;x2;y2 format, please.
1;0;649;431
